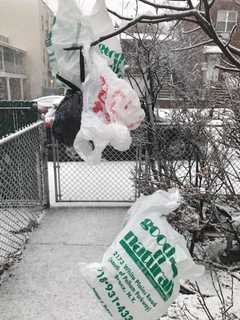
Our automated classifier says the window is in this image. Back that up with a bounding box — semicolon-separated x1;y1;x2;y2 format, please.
9;78;21;100
0;47;3;70
43;48;46;64
23;79;29;99
46;18;49;32
41;15;44;31
15;52;25;74
3;47;15;73
216;10;238;33
0;77;8;100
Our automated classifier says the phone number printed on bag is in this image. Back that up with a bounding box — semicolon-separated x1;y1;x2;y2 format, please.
97;268;134;320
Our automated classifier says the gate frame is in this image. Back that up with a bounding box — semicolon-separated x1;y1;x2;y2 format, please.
0;121;50;209
50;133;137;203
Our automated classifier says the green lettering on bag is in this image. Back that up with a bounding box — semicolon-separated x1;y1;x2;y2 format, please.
140;218;178;278
98;43;125;78
119;230;176;301
140;218;176;259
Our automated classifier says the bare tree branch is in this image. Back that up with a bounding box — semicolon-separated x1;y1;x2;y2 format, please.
229;43;240;56
172;39;214;52
202;0;211;21
220;58;237;68
208;0;216;8
107;8;132;21
234;0;240;6
187;0;194;9
183;26;201;34
92;10;202;47
215;65;240;72
62;0;240;72
64;10;198;50
194;12;240;69
138;0;189;11
224;24;238;48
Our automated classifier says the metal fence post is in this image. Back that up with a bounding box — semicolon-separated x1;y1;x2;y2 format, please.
40;124;50;208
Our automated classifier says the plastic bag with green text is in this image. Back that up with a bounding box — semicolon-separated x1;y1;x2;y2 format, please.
80;189;204;320
47;0;125;88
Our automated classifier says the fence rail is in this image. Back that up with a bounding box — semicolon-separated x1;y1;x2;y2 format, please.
0;100;39;138
0;121;49;271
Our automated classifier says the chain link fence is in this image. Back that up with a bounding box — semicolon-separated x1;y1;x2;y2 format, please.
50;137;138;203
0;121;49;273
49;112;240;203
0;100;39;138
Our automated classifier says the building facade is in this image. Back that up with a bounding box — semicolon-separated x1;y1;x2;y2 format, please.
121;0;240;112
0;36;27;100
0;0;55;99
182;0;240;69
206;0;240;46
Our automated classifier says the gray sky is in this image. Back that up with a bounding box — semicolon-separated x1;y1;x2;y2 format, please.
44;0;182;16
45;0;132;14
44;0;198;23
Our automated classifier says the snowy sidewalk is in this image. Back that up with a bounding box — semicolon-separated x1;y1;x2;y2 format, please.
0;207;126;320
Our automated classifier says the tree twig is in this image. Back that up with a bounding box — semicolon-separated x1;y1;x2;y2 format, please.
172;39;214;52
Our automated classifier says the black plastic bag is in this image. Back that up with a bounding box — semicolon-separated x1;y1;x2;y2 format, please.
52;89;83;147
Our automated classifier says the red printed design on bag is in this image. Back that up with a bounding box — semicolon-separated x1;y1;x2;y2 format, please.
109;90;125;117
93;76;108;114
104;112;111;123
128;118;142;129
109;90;144;129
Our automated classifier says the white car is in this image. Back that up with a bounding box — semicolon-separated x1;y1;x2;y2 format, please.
33;95;65;128
33;95;65;113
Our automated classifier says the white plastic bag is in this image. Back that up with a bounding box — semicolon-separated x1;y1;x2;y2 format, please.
47;0;125;87
74;117;132;164
80;189;204;320
73;50;145;164
44;107;56;129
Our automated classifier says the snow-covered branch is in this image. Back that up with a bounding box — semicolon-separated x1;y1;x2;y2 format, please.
63;0;240;71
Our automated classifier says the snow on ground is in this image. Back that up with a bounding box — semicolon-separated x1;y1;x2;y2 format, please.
48;161;136;206
164;270;240;320
172;153;240;195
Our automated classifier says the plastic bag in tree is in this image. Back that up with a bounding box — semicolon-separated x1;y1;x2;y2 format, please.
73;50;145;164
47;0;125;88
80;189;204;320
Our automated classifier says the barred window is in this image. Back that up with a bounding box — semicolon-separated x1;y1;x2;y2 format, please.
0;47;3;70
3;47;15;73
216;10;238;33
9;78;21;100
15;52;25;74
0;77;8;99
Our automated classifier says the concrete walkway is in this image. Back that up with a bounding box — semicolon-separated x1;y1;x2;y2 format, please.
0;207;127;320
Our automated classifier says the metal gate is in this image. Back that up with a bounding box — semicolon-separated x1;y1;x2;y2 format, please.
0;121;49;269
50;136;137;203
0;121;49;208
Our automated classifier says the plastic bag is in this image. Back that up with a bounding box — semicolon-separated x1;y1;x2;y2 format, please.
80;189;204;320
47;0;125;88
73;50;145;164
74;117;132;164
52;89;83;147
44;107;56;129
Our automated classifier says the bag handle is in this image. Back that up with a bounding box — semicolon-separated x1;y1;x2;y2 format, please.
80;46;85;83
56;74;81;92
62;44;85;84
